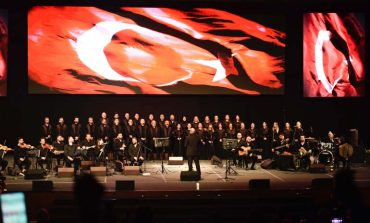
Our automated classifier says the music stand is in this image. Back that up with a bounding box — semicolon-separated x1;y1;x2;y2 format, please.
153;137;170;174
218;138;238;181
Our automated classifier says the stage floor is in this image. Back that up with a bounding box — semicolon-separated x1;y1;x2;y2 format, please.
5;161;370;192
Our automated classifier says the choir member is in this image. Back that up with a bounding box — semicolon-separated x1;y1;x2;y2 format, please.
283;122;293;143
260;121;272;159
37;138;52;172
212;115;221;129
85;117;96;139
52;135;65;166
185;128;201;177
180;116;188;130
223;114;231;128
215;123;226;158
203;116;211;129
173;123;185;157
247;122;257;142
272;122;280;142
111;118;123;140
123;113;130;128
79;134;96;161
158;114;166;129
148;120;162;160
204;124;215;159
97;118;109;142
136;119;148;144
238;122;247;139
162;120;173;159
70;116;82;143
64;136;80;174
234;115;242;131
192;116;200;128
41;116;53;143
113;113;120;121
55;117;68;140
113;133;126;162
169;114;177;129
124;119;136;143
15;137;32;176
128;137;144;170
133;113;140;127
185;123;192;136
147;114;155;128
293;121;304;142
225;122;236;139
100;112;108;123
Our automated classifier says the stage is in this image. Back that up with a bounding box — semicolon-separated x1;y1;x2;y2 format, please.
5;161;370;192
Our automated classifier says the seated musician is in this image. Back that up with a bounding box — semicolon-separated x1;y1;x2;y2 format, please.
52;135;65;166
272;133;295;170
294;135;311;170
15;137;32;176
114;133;126;162
79;134;96;161
95;138;108;166
237;134;257;170
0;144;9;175
337;136;353;169
128;137;144;171
64;136;81;174
325;131;340;168
37;138;52;172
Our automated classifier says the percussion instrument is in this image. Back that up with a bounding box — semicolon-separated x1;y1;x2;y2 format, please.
318;149;334;166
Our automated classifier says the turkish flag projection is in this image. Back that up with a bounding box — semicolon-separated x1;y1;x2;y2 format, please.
0;12;7;97
28;7;285;95
303;13;365;97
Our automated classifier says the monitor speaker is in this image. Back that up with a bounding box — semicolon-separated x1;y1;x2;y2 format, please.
25;169;45;180
249;179;270;191
32;180;53;192
180;171;200;181
116;180;135;191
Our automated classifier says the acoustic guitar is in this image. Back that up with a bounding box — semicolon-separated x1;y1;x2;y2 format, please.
238;146;263;156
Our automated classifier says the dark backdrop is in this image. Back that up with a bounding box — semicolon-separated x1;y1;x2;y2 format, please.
0;0;369;147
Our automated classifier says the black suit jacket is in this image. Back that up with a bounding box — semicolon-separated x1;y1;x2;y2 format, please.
185;134;200;156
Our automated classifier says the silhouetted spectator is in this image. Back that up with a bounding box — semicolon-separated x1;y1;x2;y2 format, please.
74;174;105;223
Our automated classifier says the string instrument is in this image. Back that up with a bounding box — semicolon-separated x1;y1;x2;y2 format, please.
41;143;54;150
272;143;291;154
238;146;263;156
18;143;34;150
77;145;96;151
297;147;308;158
0;145;13;151
339;143;354;159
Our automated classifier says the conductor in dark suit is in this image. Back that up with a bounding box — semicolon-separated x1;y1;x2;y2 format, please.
185;128;201;177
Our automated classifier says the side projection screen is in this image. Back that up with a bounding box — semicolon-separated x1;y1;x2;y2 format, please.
0;9;7;97
28;7;286;95
303;13;365;97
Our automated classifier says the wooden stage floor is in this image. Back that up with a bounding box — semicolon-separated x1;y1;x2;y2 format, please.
5;161;370;192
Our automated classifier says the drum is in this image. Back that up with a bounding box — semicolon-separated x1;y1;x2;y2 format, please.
318;150;334;165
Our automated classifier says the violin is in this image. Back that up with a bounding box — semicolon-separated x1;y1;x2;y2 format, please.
19;143;33;149
42;143;54;150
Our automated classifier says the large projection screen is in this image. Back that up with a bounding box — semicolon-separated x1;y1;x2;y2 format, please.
303;13;365;97
0;9;7;97
28;7;286;95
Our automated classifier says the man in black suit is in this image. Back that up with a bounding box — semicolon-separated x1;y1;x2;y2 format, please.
185;128;201;177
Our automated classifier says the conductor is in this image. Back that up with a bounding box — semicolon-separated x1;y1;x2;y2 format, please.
185;128;201;177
